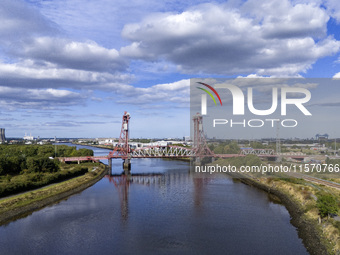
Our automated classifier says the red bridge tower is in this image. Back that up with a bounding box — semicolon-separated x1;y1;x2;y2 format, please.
192;113;215;163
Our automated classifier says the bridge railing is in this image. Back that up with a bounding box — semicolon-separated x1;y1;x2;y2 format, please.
240;149;275;155
131;145;194;158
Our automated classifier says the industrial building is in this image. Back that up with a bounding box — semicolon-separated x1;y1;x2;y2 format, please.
0;128;5;143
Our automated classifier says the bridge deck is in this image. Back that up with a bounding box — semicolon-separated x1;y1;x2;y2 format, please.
58;146;307;163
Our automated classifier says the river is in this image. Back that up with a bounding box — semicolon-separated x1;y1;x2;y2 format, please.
0;144;308;254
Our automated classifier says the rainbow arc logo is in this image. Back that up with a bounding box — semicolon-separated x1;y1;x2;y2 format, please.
196;82;222;106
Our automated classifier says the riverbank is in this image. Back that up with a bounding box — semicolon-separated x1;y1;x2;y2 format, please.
208;155;340;254
230;172;328;255
0;163;107;225
222;168;340;255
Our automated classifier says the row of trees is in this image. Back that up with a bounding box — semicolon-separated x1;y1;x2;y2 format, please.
209;141;278;155
210;141;240;154
0;145;93;176
0;166;89;197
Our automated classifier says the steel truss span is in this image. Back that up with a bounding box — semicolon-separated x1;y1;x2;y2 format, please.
58;112;307;163
131;146;194;158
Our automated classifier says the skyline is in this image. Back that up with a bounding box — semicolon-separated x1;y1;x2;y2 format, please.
1;0;340;138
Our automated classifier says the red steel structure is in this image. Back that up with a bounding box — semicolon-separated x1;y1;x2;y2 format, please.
58;112;306;164
192;113;215;159
109;111;131;159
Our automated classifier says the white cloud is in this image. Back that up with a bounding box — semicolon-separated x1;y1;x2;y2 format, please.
19;37;127;72
0;86;87;110
121;0;340;76
0;0;58;43
324;0;340;23
35;0;214;48
0;0;130;91
333;72;340;78
112;79;190;105
0;60;132;89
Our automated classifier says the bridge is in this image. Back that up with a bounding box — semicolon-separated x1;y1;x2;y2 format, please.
58;112;307;168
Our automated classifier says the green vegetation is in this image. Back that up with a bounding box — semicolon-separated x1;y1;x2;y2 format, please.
211;141;240;154
317;193;339;218
0;144;94;198
326;157;340;165
215;154;262;167
0;166;89;198
0;163;106;222
130;138;152;143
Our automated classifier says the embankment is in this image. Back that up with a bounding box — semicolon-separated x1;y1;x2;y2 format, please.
0;164;107;225
230;172;328;255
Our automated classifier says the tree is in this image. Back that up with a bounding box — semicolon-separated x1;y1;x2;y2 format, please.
26;157;40;172
224;142;240;154
214;145;225;154
250;141;265;149
317;194;338;219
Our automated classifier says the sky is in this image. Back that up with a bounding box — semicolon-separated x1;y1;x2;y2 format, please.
1;0;340;139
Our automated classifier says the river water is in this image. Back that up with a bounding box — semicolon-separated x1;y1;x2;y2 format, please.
0;144;308;254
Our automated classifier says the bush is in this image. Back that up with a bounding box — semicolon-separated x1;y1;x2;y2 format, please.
317;193;339;218
0;166;89;198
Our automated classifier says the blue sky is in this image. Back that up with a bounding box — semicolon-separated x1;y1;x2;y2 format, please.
1;0;340;138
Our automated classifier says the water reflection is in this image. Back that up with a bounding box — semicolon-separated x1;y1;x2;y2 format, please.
105;172;212;223
0;145;309;255
106;174;130;222
193;176;208;207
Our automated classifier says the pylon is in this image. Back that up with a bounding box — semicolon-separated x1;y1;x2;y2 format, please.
110;111;131;170
192;113;215;160
118;111;131;157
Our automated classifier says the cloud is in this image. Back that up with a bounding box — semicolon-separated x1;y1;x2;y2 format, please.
333;72;340;78
18;37;127;72
324;0;340;23
112;79;190;105
0;86;87;110
121;0;340;76
0;0;58;45
43;120;110;127
34;0;214;49
0;60;132;89
0;0;130;91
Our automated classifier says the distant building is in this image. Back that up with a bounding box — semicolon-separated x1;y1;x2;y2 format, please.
0;128;5;143
24;132;34;140
183;136;191;142
315;133;328;141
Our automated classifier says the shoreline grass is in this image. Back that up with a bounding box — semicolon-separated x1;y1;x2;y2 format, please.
0;163;107;224
212;157;339;255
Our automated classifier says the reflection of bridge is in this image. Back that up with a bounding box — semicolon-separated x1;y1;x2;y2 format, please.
58;112;307;167
105;172;209;221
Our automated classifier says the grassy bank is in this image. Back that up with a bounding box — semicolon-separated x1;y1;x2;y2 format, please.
0;163;91;198
0;143;97;198
0;162;107;225
212;157;339;255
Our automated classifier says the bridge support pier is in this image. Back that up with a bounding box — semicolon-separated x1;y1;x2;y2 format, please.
123;158;131;171
193;157;201;166
108;158;112;176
